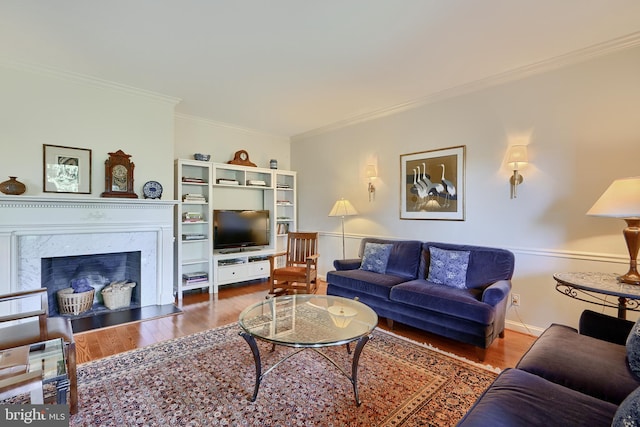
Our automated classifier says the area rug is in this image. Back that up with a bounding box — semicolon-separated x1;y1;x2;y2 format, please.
27;324;499;426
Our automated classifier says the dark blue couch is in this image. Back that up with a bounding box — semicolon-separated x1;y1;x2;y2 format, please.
326;238;515;360
457;310;640;426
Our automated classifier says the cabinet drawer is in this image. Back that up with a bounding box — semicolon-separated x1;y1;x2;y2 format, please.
217;264;247;282
248;261;270;277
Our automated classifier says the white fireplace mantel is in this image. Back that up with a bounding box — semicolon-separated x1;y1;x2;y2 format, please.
0;195;178;306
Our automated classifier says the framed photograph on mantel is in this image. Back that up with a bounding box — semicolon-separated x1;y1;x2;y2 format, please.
400;145;465;221
43;144;92;194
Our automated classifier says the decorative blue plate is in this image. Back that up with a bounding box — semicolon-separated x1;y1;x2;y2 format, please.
143;181;163;199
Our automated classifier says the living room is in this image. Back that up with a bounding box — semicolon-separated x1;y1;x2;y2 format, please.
1;2;640;425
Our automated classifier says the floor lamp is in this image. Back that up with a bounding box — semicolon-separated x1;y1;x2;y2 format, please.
328;198;358;259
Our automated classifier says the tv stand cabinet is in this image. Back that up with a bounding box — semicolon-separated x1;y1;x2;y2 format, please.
213;249;273;291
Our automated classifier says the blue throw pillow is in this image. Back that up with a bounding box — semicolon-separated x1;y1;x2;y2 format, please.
612;386;640;427
360;243;393;274
427;246;470;289
627;318;640;380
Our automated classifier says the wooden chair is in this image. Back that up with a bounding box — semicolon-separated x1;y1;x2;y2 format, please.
0;288;78;414
268;232;319;294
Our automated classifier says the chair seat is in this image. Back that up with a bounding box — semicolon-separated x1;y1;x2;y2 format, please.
273;266;316;278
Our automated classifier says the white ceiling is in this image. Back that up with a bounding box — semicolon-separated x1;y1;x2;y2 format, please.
2;1;640;137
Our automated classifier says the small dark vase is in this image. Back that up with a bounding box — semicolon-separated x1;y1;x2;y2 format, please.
0;176;26;195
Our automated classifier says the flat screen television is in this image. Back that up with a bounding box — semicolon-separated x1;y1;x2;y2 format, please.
213;209;270;251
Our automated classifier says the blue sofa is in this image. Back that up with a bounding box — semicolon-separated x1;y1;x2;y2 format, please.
457;310;640;426
326;238;515;360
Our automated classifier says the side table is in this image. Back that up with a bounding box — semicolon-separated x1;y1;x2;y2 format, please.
554;272;640;319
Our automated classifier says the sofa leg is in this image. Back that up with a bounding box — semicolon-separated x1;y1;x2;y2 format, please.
386;318;394;329
499;330;505;339
475;347;487;362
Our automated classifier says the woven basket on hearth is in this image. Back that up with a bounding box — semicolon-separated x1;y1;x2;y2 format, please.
57;287;95;315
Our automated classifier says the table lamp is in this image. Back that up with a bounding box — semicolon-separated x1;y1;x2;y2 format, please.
328;198;358;259
587;177;640;285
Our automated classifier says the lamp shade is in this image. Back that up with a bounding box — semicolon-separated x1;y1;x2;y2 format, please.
587;177;640;219
365;165;377;179
328;198;358;217
506;145;528;170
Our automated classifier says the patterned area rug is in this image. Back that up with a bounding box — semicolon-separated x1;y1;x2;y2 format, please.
10;324;499;426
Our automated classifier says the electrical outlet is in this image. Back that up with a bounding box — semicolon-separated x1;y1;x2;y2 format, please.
511;293;520;306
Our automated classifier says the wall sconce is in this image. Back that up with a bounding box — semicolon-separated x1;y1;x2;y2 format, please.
506;145;528;199
366;165;377;202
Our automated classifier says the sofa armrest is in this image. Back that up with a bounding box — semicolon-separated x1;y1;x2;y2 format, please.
579;309;634;345
333;258;361;271
481;280;511;306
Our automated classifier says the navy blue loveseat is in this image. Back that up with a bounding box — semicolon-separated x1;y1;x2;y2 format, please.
326;238;515;360
457;310;640;426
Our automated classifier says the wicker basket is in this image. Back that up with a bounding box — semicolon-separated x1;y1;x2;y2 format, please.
57;288;95;315
101;281;136;310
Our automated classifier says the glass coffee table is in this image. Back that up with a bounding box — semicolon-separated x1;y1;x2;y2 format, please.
238;295;378;405
0;338;68;405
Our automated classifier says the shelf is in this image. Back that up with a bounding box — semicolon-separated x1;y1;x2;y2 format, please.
182;258;210;265
175;159;214;300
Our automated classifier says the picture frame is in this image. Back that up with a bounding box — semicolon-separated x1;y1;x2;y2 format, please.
400;145;465;220
43;144;92;194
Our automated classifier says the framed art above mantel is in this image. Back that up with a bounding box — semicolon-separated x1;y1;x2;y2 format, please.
400;145;465;221
43;144;92;194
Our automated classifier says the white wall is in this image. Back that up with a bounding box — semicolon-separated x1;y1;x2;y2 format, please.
291;45;640;333
0;63;178;198
174;114;290;170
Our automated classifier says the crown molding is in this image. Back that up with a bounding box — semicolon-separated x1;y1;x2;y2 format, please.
292;31;640;142
1;60;182;106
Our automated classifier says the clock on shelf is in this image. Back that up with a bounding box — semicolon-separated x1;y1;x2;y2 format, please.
228;150;256;167
101;150;138;198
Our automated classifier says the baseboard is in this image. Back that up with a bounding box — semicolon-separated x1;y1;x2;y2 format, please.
505;319;544;337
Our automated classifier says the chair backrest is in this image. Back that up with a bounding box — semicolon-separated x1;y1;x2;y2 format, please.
0;288;49;343
285;232;319;267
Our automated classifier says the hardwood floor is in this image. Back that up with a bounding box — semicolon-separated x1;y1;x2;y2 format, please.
74;280;536;369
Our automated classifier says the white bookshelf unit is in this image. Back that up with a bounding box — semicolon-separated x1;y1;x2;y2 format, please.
174;159;214;300
174;160;297;295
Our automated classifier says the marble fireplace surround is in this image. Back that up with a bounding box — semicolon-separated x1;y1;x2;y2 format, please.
0;196;177;308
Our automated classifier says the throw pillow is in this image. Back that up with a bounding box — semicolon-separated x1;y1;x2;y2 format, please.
627;318;640;379
612;386;640;427
427;246;470;289
360;243;393;274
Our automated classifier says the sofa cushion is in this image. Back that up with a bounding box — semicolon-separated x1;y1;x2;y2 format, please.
626;318;640;379
419;242;514;289
517;323;640;405
612;386;640;427
357;238;423;280
325;269;407;299
457;368;618;427
389;280;493;325
427;246;470;288
360;242;393;274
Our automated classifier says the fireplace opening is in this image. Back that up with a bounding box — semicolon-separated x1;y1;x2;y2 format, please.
41;251;142;319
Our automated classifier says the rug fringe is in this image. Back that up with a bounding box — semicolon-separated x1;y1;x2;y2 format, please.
375;327;502;374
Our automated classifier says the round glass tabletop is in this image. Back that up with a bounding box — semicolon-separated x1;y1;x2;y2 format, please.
238;295;378;348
